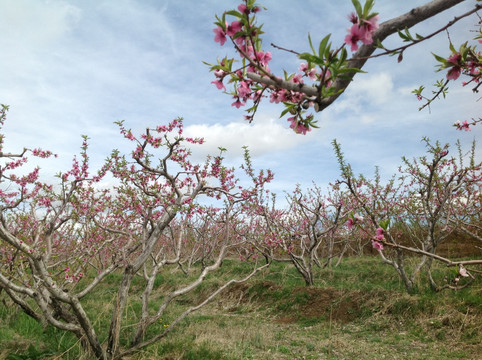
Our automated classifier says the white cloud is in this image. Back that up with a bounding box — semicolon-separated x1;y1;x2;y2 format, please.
0;0;81;48
345;72;395;106
184;113;311;159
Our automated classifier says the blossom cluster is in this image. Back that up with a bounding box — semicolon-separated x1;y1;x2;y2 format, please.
372;227;384;251
444;46;481;83
453;120;471;131
208;0;378;134
64;266;84;283
346;212;364;230
344;11;379;52
32;148;57;158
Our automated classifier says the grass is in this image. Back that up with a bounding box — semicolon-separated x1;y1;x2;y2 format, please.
0;256;481;359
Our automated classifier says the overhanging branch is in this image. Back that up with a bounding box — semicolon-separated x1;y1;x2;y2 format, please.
247;0;471;110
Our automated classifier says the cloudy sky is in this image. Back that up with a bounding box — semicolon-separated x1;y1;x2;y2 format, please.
0;0;480;199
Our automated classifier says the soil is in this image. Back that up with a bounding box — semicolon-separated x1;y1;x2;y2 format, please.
274;287;361;324
217;281;360;324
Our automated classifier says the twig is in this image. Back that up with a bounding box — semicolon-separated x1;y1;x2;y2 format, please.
270;43;300;55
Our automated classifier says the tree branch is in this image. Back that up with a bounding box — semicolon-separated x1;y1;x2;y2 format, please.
247;0;471;110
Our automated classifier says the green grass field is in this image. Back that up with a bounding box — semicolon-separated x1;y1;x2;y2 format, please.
1;257;481;359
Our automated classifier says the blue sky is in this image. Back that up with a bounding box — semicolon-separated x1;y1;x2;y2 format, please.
0;0;480;200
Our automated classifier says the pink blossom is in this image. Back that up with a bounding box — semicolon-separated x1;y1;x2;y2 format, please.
213;26;227;46
253;89;263;102
347;217;354;230
301;63;318;80
345;24;364;52
348;12;358;24
447;53;461;65
255;51;272;66
270;90;283;104
235;35;246;47
32;148;55;158
226;21;242;37
237;81;251;98
287;116;297;128
467;60;480;75
238;4;248;14
345;14;378;51
299;63;309;73
361;15;379;43
38;197;52;207
371;240;384;251
375;227;384;240
231;97;245;108
291;73;303;84
354;213;364;222
459;265;469;277
372;228;385;250
454;120;471;131
308;68;319;81
446;66;461;80
211;79;226;90
287;117;310;135
240;44;254;58
214;69;226;78
125;131;135;140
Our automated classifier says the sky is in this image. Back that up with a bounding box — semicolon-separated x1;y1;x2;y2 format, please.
0;0;480;202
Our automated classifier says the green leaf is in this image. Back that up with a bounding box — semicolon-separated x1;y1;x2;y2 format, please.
379;219;390;230
337;67;365;74
374;39;385;50
298;53;324;66
363;0;375;16
338;47;347;64
280;106;291;118
397;29;407;41
411;85;424;94
318;34;331;60
283;69;294;81
324;42;332;60
449;42;456;54
232;31;247;40
225;10;242;18
307;33;316;55
432;52;447;64
351;0;362;17
397;27;414;42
